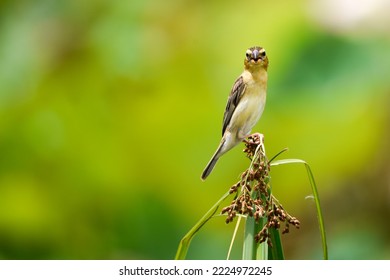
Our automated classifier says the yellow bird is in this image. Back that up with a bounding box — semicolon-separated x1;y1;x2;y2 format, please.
201;46;269;180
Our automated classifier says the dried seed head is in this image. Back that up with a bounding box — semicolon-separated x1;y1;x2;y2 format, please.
221;206;230;214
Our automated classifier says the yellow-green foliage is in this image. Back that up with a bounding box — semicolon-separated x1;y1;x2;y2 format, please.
0;0;389;259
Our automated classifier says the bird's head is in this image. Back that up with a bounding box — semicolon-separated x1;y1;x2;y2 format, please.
244;46;268;71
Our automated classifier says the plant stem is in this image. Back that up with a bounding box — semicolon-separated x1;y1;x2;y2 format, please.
175;190;231;260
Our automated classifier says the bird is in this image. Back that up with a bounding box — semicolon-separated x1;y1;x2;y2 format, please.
201;46;269;180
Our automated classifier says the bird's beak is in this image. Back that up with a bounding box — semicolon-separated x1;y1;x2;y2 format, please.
252;49;259;61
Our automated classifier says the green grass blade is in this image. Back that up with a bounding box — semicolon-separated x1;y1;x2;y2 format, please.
270;159;328;260
255;217;268;260
242;216;257;260
243;215;268;260
175;190;231;260
268;227;285;260
227;215;242;260
270;158;306;166
303;163;328;260
268;148;289;164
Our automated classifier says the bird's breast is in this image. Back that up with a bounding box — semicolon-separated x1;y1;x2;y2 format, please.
228;83;267;139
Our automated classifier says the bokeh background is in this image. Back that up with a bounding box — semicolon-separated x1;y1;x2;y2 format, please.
0;0;389;259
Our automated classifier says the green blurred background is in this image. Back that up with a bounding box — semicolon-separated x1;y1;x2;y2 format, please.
0;0;389;259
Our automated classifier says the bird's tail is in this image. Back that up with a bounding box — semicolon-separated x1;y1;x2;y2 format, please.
201;139;225;181
201;154;219;181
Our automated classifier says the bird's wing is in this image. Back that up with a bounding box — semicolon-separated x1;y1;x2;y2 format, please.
222;75;246;136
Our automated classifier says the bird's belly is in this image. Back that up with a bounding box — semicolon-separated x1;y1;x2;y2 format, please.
229;91;266;139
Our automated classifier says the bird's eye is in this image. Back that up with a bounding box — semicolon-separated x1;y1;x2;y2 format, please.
260;50;266;57
246;51;251;58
